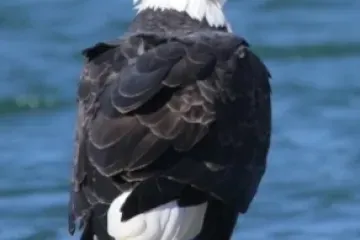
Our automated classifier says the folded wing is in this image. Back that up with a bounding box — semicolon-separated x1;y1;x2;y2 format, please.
69;31;271;235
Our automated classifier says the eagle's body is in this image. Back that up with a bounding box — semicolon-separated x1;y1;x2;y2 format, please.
68;1;272;240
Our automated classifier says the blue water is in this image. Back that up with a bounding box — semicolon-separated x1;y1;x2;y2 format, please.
1;0;359;239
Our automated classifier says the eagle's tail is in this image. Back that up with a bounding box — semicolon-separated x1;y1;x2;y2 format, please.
107;191;208;240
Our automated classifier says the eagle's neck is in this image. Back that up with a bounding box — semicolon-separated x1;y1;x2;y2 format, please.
133;0;228;29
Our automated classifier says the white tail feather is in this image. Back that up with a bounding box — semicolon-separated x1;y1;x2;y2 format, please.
107;191;208;240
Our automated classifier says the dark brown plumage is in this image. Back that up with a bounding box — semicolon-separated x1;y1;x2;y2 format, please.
68;29;271;240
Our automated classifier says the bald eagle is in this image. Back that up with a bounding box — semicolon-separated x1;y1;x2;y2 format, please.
68;0;272;240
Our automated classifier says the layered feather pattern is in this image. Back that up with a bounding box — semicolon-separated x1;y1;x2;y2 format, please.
69;31;271;240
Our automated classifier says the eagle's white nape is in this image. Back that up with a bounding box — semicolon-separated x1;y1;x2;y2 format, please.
107;191;208;240
133;0;228;28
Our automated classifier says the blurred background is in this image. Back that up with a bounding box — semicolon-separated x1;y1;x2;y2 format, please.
0;0;359;239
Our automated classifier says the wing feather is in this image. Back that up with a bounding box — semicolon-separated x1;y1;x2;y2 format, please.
69;31;271;235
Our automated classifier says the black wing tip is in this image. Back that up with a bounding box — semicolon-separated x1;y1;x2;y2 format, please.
81;42;117;61
81;36;126;60
237;43;272;79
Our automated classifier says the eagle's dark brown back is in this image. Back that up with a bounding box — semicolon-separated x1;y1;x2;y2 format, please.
69;30;271;240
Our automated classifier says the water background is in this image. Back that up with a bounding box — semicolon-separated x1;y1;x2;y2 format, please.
0;0;359;239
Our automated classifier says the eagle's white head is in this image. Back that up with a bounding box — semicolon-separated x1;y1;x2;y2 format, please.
133;0;228;28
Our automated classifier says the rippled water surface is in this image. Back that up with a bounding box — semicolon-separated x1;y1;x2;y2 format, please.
1;0;359;239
